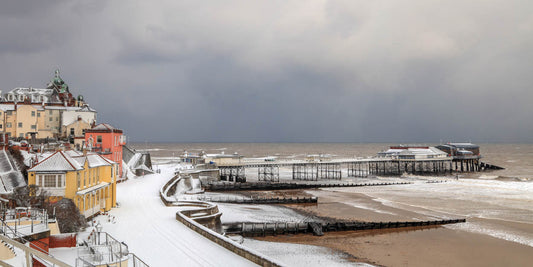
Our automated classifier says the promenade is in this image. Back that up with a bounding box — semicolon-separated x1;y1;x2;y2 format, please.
94;165;256;266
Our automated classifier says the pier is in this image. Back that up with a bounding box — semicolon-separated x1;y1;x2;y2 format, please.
216;144;504;181
217;157;476;181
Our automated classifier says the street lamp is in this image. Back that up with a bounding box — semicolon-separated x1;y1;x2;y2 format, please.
95;222;102;245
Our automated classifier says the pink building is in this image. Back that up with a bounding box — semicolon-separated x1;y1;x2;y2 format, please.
85;123;126;177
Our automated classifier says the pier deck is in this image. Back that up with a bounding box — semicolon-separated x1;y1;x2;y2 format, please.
217;157;490;181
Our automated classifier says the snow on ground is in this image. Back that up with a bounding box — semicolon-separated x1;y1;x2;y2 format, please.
218;203;310;223
81;164;257;267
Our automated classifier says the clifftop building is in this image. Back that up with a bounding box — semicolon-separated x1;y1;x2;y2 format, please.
0;70;96;141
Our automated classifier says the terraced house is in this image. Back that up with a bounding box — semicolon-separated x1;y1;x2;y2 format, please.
27;150;118;218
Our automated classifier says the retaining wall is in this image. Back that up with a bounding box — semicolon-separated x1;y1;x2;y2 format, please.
176;208;283;267
161;175;284;267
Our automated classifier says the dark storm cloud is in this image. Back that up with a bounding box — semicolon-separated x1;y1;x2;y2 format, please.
1;0;532;143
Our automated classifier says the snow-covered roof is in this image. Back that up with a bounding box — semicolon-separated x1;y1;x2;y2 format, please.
7;87;54;96
63;150;83;157
75;182;110;195
86;123;122;133
378;147;447;157
100;156;117;165
72;154;113;168
0;150;26;193
0;104;15;111
29;151;83;172
30;150;113;172
92;123;117;131
41;105;97;112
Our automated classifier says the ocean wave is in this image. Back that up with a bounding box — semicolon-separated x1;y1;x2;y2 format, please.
445;222;533;248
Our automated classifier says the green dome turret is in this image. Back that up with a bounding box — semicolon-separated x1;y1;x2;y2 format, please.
59;83;69;93
52;69;65;86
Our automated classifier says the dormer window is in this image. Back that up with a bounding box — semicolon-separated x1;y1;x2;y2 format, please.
18;95;24;102
7;94;14;101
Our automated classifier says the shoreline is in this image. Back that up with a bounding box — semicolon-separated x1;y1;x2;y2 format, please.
250;188;533;266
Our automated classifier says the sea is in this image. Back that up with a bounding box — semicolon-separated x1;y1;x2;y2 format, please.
131;142;533;248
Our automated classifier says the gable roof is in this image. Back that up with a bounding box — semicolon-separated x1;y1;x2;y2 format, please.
29;151;83;172
72;154;112;168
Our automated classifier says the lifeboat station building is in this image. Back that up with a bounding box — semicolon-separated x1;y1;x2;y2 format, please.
27;150;117;218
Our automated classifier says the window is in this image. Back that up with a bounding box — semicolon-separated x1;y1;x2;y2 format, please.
19;133;23;138
18;122;22;128
6;123;11;128
70;128;75;136
56;117;58;121
0;124;2;129
31;111;35;117
49;117;53;121
6;111;12;115
77;172;80;189
97;168;100;183
97;136;102;143
39;174;64;188
49;110;53;115
37;112;41;117
44;175;55;187
31;125;36;130
83;172;86;187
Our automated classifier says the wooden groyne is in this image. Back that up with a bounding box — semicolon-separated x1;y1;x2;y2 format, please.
198;195;318;204
205;181;412;191
223;219;466;237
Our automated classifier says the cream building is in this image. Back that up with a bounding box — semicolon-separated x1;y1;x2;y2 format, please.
0;70;96;140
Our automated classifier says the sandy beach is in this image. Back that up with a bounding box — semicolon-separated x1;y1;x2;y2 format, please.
251;187;533;266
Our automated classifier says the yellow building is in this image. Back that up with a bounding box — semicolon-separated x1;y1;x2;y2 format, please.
27;150;117;218
0;104;95;140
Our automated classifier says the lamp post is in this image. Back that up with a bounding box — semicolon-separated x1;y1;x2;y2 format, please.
95;222;102;245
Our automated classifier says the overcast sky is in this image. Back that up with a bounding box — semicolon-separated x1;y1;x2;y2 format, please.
1;0;532;143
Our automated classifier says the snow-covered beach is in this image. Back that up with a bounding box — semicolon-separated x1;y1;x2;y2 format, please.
47;143;533;266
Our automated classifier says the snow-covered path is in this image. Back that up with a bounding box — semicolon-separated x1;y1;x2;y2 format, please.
97;165;256;266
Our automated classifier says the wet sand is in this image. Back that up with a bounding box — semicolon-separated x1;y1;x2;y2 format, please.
253;189;533;266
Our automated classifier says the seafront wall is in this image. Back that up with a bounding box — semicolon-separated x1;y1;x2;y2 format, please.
160;174;284;267
175;204;283;267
